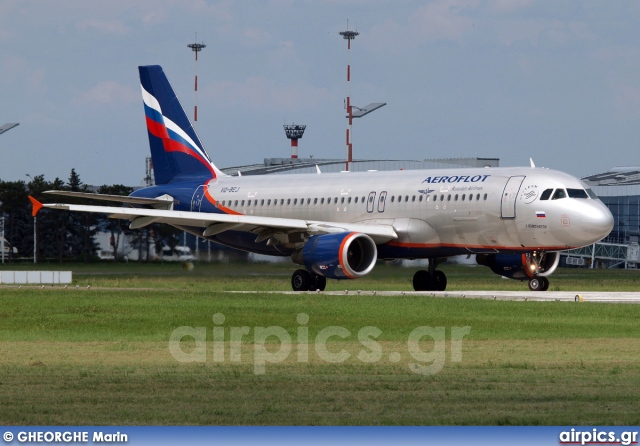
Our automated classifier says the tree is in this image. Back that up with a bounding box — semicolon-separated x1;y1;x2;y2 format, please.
97;184;134;261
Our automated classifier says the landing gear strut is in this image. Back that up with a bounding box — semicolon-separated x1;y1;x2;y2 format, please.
412;259;447;291
291;269;326;291
528;276;550;291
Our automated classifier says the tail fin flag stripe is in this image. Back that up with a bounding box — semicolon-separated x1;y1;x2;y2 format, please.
138;65;226;184
141;86;216;179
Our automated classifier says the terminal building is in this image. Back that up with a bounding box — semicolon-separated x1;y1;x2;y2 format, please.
220;157;499;176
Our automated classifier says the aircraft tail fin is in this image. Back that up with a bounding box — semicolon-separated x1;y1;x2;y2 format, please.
138;65;226;184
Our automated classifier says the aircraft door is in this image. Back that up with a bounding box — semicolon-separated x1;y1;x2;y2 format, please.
501;175;525;218
191;185;206;212
377;191;387;213
367;192;376;213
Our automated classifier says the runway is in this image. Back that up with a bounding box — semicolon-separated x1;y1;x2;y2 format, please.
238;290;640;304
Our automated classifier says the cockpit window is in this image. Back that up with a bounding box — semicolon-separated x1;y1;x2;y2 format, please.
567;188;589;199
540;189;553;200
586;188;598;199
552;189;567;200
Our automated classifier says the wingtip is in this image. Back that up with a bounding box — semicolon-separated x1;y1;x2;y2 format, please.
28;196;43;217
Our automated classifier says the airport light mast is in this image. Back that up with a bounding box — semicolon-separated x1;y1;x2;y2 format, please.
284;124;306;159
187;38;206;128
339;27;359;171
187;37;206;260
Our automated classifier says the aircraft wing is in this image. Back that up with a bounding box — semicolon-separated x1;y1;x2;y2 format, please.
29;197;398;243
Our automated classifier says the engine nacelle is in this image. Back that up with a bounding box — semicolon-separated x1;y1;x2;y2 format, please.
300;232;377;280
476;252;560;280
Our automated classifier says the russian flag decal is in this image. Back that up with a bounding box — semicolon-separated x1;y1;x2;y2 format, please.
536;211;546;218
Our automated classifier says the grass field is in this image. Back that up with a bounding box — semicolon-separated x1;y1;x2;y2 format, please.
1;261;639;425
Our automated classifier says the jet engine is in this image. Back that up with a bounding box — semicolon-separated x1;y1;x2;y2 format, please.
297;232;378;280
476;252;560;280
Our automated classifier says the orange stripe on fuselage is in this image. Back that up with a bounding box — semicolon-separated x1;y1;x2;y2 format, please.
386;240;573;252
203;180;243;216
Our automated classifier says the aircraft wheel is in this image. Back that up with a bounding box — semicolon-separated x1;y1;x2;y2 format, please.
292;269;312;291
312;274;327;291
528;277;544;292
433;270;447;291
540;276;550;291
412;270;432;291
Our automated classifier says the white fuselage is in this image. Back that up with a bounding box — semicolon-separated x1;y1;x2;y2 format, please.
197;166;613;256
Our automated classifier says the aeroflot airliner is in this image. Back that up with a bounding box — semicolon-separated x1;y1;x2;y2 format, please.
29;65;614;292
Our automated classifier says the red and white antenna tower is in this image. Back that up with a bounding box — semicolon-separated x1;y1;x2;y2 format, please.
284;124;306;159
187;36;206;128
339;24;359;171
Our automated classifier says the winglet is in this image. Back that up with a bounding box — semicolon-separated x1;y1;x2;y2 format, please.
28;196;43;217
529;158;536;168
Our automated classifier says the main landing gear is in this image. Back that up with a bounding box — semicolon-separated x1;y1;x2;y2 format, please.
291;269;327;292
528;276;550;291
412;260;447;291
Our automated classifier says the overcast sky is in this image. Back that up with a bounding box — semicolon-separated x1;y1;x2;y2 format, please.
1;0;640;186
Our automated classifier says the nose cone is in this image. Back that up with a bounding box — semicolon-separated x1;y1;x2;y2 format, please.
581;201;614;243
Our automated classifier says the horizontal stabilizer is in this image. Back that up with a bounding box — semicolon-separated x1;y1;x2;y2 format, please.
44;190;174;209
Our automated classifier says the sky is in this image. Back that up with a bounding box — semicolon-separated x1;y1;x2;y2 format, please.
1;0;640;187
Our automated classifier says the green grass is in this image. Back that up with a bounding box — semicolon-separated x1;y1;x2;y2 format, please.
0;262;640;425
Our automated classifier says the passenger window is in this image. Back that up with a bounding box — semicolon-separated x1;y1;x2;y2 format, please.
433;195;437;202
552;189;567;200
412;196;416;202
540;189;553;200
391;196;395;203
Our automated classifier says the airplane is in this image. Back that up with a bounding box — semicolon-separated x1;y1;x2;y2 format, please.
29;65;614;292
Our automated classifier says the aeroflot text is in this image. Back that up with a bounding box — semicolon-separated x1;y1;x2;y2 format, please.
422;174;490;184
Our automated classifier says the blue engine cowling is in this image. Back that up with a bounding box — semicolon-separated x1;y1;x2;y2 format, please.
302;232;377;280
476;252;560;280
